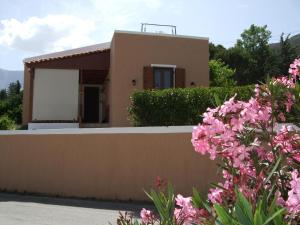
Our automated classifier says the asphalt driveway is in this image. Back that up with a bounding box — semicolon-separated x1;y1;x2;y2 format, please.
0;192;152;225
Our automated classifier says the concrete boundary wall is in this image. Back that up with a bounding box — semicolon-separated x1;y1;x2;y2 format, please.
0;126;220;201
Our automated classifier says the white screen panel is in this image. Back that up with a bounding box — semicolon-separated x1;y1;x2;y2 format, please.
32;69;79;120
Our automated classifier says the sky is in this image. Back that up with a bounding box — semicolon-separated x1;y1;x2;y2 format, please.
0;0;300;70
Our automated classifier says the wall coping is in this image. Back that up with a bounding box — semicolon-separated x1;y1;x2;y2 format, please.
114;30;209;41
0;126;194;135
0;124;298;136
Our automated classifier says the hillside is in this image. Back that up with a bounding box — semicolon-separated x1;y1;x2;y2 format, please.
0;68;23;90
270;33;300;56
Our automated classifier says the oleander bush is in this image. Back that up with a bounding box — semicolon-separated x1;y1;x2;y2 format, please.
117;59;300;225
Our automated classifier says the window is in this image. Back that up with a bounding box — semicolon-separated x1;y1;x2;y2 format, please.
153;67;174;89
143;66;185;90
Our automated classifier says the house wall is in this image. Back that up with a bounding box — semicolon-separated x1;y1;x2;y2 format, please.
32;69;79;121
0;127;220;201
109;31;209;127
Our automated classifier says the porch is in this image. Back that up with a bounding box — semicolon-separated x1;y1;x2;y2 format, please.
24;43;111;129
29;68;110;130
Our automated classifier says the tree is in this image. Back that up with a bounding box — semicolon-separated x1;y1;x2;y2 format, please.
7;80;21;98
0;89;7;100
277;33;298;75
221;46;253;85
0;81;23;125
236;24;274;83
209;59;236;87
209;43;227;60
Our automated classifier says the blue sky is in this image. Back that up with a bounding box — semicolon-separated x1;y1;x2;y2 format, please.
0;0;299;70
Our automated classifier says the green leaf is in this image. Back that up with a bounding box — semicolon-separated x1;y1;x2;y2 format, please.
144;190;153;201
192;188;212;214
253;206;263;225
144;184;175;224
263;156;282;186
214;204;235;225
213;93;222;106
266;184;276;203
149;190;165;219
262;208;285;225
266;195;286;225
235;191;253;224
211;182;228;191
235;204;252;225
192;187;203;208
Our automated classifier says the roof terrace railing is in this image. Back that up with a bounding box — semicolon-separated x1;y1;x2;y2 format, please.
141;23;177;35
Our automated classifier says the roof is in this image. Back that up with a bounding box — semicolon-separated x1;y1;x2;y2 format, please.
24;42;111;64
23;30;208;64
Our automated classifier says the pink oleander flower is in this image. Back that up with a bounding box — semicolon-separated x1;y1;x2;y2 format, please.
208;187;223;204
278;112;286;122
285;92;294;113
273;125;298;154
140;208;156;224
176;194;192;208
174;194;200;225
231;117;244;131
292;155;300;163
289;58;300;80
285;170;300;215
219;94;238;116
254;84;260;98
276;191;286;207
272;76;296;88
192;132;210;156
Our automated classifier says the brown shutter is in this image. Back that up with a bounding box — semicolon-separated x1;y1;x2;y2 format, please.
143;66;154;89
175;68;185;88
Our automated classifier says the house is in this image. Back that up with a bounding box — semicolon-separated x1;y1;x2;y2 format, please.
22;30;209;129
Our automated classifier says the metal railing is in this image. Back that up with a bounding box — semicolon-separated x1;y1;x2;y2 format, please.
141;23;177;35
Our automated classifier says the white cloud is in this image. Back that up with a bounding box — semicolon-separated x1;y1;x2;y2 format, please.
0;0;179;55
0;15;96;53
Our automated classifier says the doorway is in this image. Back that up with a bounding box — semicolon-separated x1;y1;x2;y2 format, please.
83;86;101;123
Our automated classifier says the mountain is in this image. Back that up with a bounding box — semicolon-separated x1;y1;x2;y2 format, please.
270;33;300;56
0;68;23;90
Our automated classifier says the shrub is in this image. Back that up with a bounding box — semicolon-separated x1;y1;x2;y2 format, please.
0;115;15;130
209;59;236;87
129;85;254;126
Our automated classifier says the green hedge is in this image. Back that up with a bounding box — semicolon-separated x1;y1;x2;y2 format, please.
128;85;254;126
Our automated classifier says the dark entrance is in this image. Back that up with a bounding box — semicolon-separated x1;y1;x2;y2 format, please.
84;87;99;123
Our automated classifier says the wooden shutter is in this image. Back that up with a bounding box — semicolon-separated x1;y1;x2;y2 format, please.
175;68;185;88
143;66;154;89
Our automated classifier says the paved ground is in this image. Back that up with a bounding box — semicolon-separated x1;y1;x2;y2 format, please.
0;192;152;225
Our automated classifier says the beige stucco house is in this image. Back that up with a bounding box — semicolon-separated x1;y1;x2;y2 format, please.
22;30;209;129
